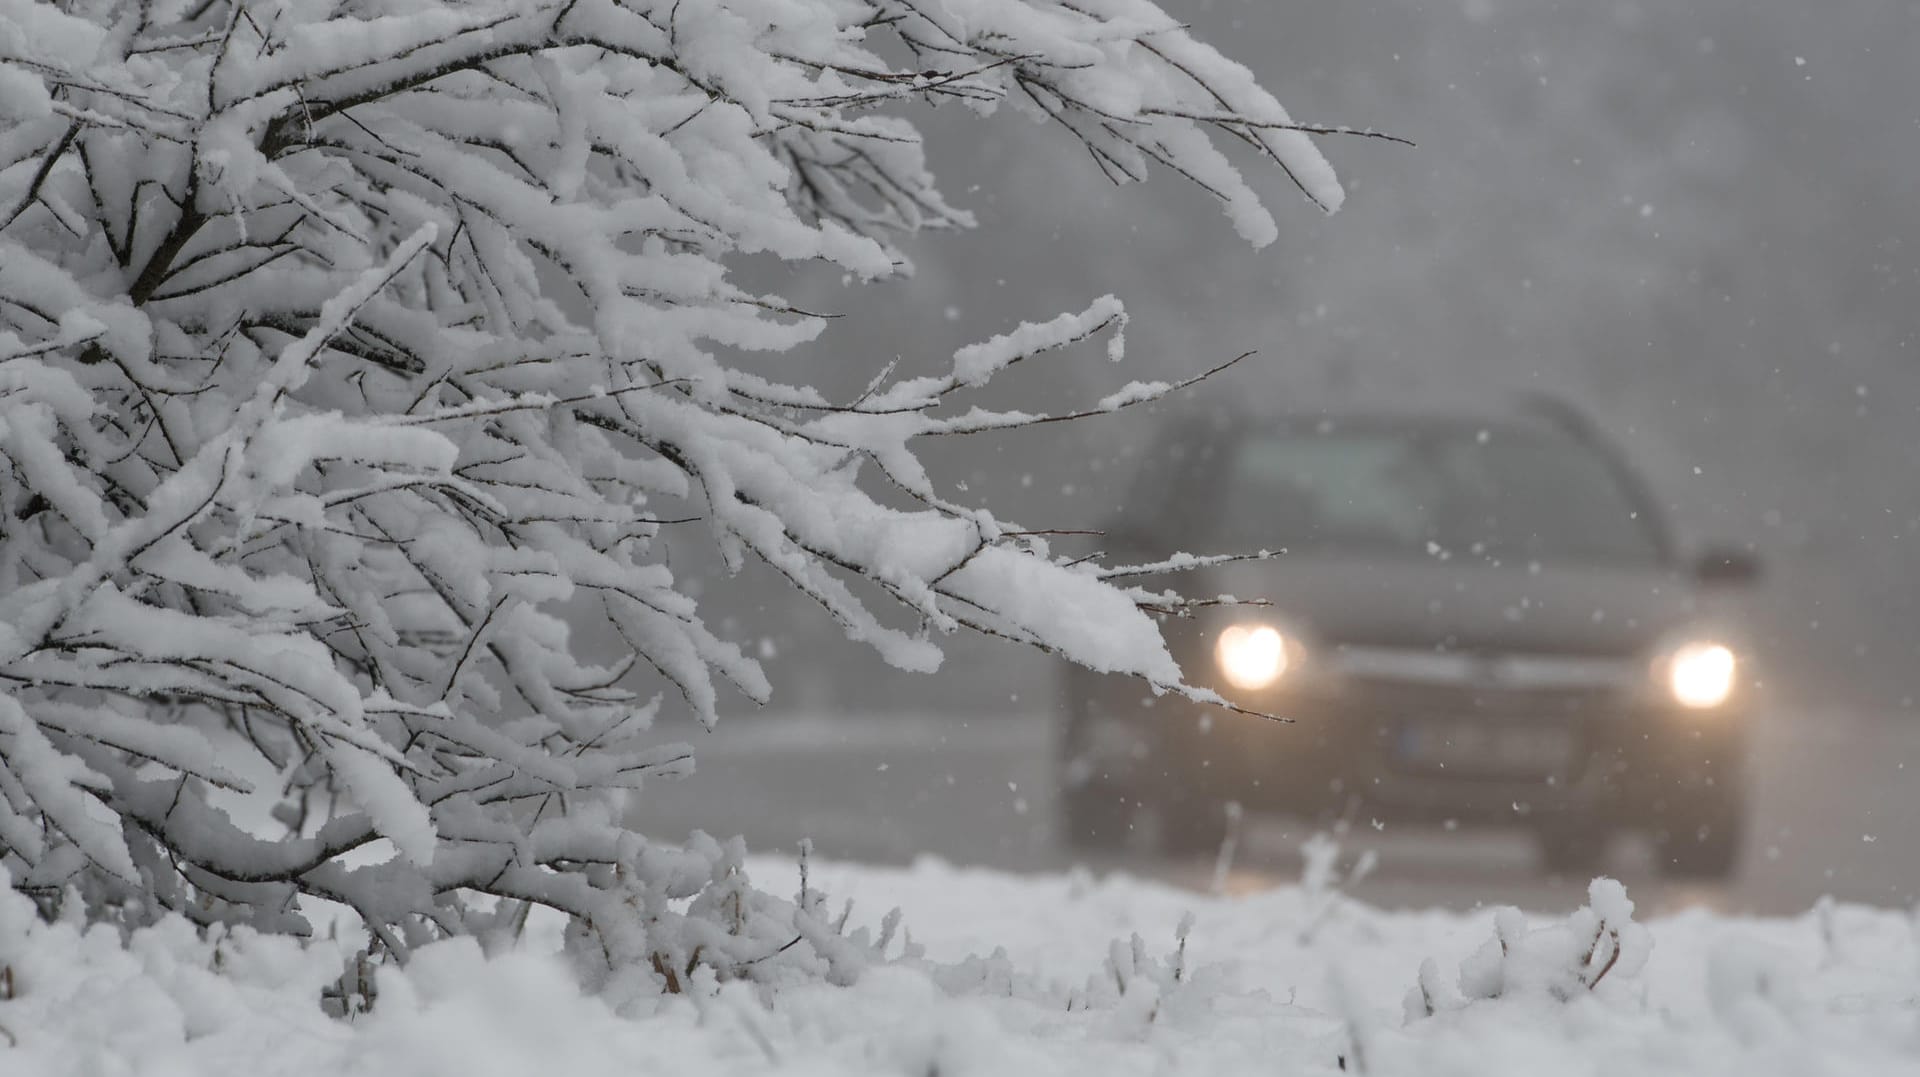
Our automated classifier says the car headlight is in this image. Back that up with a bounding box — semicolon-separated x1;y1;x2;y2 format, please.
1666;640;1737;709
1215;623;1290;691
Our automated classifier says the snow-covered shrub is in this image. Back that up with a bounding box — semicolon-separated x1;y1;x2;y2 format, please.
906;903;1228;1038
0;0;1351;982
1406;878;1652;1021
1297;828;1378;944
1056;914;1193;1026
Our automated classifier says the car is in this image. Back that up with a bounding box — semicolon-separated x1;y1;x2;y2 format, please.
1058;401;1761;879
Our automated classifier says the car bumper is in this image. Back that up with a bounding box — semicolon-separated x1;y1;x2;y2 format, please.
1069;680;1749;826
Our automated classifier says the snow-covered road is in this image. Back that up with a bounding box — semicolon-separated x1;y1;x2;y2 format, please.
632;706;1920;916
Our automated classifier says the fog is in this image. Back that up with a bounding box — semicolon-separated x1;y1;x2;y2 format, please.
702;0;1920;714
645;0;1920;910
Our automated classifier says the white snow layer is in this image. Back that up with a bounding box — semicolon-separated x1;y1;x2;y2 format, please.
3;855;1916;1076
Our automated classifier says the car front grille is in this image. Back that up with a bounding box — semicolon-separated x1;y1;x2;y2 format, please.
1318;646;1638;721
1337;677;1622;721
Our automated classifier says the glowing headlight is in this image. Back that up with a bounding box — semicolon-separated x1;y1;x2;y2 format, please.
1215;623;1289;691
1667;641;1737;709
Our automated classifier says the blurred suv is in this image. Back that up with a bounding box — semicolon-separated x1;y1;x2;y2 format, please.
1059;403;1760;878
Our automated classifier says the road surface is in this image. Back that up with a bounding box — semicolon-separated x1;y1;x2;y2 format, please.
630;706;1920;915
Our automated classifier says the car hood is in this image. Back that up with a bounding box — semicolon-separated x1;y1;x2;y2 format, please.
1201;555;1709;657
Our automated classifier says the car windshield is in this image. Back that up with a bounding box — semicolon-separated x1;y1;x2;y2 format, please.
1181;422;1668;567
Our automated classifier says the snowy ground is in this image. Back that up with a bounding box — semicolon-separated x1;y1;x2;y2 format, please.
5;850;1919;1075
7;705;1917;1074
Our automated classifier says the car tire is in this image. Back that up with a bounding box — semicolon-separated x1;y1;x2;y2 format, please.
1653;798;1744;880
1158;791;1232;860
1533;820;1611;877
1059;780;1136;851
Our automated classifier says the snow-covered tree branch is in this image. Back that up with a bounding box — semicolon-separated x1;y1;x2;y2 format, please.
0;0;1341;979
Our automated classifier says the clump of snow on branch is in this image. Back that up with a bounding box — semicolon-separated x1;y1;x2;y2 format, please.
0;0;1345;986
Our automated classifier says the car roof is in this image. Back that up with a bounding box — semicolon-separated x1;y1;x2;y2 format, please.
1130;394;1679;564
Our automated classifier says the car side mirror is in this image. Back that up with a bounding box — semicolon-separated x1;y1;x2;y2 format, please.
1694;546;1761;587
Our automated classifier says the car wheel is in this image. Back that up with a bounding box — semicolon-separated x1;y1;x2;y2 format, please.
1653;798;1745;880
1158;791;1232;859
1057;695;1157;851
1058;780;1137;851
1533;819;1611;877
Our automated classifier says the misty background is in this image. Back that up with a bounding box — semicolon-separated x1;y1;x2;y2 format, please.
691;0;1920;722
